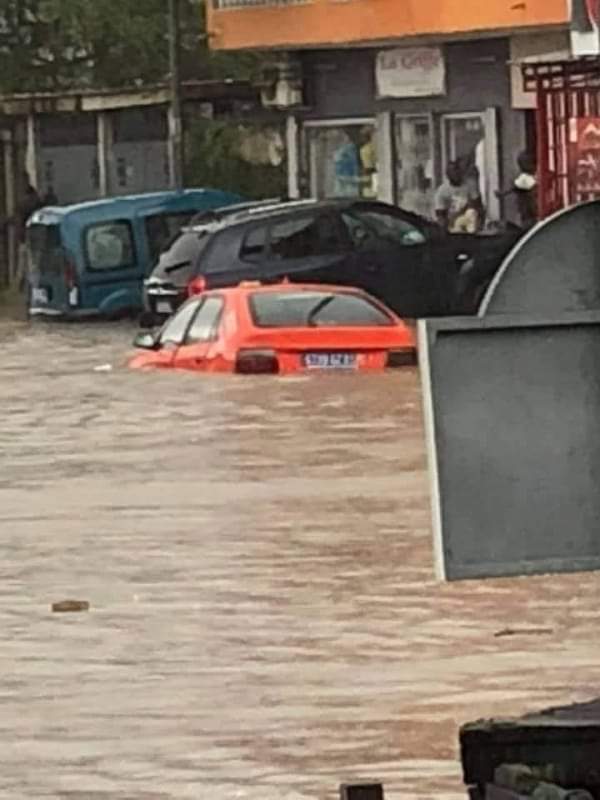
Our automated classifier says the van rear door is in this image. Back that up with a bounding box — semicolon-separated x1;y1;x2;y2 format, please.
26;223;69;314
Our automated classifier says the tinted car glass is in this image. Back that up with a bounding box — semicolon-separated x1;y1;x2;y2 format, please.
249;291;393;328
151;231;209;283
158;299;202;346
184;296;224;344
270;214;344;260
85;221;135;270
145;212;196;266
26;224;64;275
240;225;268;262
343;210;426;247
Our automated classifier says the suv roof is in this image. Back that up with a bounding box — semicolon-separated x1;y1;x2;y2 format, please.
181;197;363;235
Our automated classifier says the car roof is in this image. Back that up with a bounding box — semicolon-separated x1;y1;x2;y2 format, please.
27;188;242;227
179;198;394;235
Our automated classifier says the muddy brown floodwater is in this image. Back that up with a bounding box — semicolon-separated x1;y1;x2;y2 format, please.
1;319;600;800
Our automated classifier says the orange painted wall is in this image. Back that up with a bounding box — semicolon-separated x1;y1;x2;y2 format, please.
208;0;568;51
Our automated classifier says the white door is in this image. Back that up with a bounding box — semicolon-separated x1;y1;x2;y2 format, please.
441;108;500;221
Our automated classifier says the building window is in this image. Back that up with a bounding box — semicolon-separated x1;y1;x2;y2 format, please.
394;115;435;219
305;122;377;199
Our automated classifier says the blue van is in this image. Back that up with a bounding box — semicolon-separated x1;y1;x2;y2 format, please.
26;189;243;319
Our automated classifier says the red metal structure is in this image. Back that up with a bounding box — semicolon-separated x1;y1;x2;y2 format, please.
523;57;600;218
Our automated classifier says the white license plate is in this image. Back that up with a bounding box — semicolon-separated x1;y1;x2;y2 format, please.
31;288;48;304
303;352;357;370
156;301;172;314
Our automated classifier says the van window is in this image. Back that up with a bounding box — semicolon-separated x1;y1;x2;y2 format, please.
85;221;135;270
26;224;65;275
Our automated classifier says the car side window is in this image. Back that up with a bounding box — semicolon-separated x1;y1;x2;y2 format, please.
240;225;268;263
184;296;224;344
158;300;202;347
269;213;344;260
342;209;426;248
85;220;135;270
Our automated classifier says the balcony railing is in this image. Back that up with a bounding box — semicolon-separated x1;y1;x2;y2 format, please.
213;0;309;9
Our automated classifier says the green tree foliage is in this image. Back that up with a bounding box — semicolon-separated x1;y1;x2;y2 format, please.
185;119;287;199
0;0;260;92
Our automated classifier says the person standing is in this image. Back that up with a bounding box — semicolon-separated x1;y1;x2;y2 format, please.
434;161;484;233
333;130;360;197
496;151;537;230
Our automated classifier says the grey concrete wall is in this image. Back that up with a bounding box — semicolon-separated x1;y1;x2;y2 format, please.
420;312;600;581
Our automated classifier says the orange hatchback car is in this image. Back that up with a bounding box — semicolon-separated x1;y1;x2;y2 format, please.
129;282;416;375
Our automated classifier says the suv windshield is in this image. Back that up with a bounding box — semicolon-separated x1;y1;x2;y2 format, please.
150;230;210;284
249;291;393;328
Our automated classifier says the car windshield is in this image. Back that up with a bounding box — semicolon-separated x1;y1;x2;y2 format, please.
151;230;210;283
249;291;394;328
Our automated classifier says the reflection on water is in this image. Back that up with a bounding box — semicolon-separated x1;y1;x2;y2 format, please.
0;320;599;800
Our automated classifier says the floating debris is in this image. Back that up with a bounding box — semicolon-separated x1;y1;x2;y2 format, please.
51;600;90;614
494;627;553;638
93;364;113;372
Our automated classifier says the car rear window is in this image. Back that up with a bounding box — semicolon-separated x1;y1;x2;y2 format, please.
249;291;394;328
26;224;65;275
151;230;210;283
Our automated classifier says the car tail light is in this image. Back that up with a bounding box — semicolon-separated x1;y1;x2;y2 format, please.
64;260;77;290
188;276;207;297
235;349;279;375
64;260;79;306
386;348;417;368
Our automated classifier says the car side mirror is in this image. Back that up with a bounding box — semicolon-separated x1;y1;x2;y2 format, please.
133;331;158;350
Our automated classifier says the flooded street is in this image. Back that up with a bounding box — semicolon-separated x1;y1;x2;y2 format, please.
1;319;600;800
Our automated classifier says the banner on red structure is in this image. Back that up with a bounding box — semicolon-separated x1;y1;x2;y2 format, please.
569;117;600;194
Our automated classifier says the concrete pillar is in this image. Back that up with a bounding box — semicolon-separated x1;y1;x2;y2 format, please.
2;129;18;285
25;113;41;190
167;106;184;190
97;111;115;198
286;115;300;199
376;111;394;205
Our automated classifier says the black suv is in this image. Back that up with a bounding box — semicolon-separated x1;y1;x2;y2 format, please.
142;198;520;324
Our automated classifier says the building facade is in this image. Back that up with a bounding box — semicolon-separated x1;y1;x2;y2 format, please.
208;0;570;225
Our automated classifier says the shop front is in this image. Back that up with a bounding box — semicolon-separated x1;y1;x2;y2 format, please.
293;39;523;226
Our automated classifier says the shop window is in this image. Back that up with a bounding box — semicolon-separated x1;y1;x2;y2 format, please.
442;114;487;205
394;115;435;219
306;123;377;199
270;214;344;259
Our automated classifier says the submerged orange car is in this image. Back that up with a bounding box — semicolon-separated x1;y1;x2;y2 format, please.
129;282;416;375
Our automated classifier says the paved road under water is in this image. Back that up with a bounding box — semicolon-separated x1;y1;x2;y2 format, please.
1;319;599;800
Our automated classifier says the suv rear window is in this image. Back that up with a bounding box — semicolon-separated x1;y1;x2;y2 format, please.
145;212;197;265
249;291;393;328
151;230;210;283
